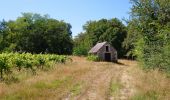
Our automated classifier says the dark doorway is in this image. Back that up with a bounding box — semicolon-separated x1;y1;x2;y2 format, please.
105;53;111;61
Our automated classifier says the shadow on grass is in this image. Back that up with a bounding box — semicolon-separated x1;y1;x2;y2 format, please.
115;61;126;66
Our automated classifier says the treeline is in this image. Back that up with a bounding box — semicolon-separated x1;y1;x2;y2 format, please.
0;13;73;54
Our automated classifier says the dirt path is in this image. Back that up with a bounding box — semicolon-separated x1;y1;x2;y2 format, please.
63;58;136;100
110;66;136;100
75;65;114;100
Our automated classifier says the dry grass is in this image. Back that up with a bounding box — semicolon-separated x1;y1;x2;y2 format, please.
0;57;89;100
109;81;123;96
128;62;170;100
0;57;169;100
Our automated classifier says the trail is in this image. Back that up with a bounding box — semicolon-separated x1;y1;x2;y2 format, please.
110;66;136;100
63;58;136;100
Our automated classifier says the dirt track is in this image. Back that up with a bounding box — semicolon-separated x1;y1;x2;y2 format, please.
63;57;136;100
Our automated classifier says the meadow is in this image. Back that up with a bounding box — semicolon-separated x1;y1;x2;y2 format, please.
0;56;169;100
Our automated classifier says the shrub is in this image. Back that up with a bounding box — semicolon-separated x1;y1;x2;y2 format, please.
73;46;88;56
0;53;69;80
87;55;100;61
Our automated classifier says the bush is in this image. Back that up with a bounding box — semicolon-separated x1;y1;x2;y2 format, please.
87;55;100;61
73;46;88;56
0;53;69;80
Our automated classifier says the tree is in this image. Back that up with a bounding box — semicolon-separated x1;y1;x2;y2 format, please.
128;0;170;72
73;32;91;55
123;19;141;59
74;18;127;57
0;13;73;54
0;20;11;52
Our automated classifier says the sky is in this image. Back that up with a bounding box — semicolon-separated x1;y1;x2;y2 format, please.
0;0;131;37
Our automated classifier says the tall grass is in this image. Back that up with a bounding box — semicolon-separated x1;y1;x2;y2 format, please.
131;68;170;100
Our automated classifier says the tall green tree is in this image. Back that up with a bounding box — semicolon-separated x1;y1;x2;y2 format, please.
73;32;91;55
0;13;73;54
128;0;170;71
0;20;11;51
123;19;141;59
74;18;127;57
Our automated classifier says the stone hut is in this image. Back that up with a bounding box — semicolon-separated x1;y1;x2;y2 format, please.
89;42;117;62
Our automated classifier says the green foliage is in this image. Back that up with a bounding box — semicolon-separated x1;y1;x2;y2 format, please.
127;0;170;72
87;55;100;61
74;18;127;57
123;19;141;59
73;32;91;56
73;45;88;56
0;53;68;80
0;54;12;79
0;13;73;54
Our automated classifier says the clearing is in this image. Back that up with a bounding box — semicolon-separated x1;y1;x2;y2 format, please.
0;56;169;100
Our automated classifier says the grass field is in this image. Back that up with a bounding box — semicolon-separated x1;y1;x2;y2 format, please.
0;56;169;100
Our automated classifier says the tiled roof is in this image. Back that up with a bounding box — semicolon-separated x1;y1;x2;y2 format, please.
89;42;107;53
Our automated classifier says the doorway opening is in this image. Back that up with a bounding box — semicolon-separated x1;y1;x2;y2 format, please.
105;53;111;61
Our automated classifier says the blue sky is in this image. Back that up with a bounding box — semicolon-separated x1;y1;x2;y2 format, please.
0;0;131;37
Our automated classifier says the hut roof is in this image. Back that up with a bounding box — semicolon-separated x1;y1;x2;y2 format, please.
89;42;107;53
